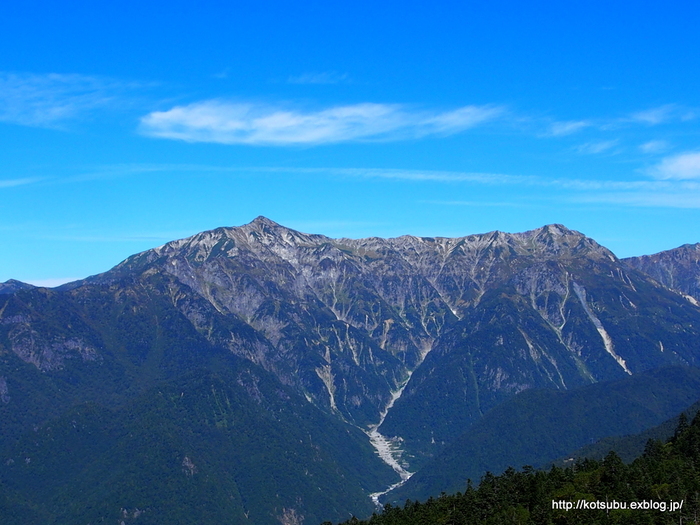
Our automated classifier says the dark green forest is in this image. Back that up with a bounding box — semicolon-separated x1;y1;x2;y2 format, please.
333;413;700;525
0;367;395;525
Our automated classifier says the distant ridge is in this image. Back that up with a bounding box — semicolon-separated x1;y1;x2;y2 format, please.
624;243;700;302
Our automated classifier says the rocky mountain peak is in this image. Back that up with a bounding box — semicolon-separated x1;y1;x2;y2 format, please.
237;216;289;240
141;217;314;264
236;216;328;247
248;215;280;227
0;279;35;294
515;224;616;260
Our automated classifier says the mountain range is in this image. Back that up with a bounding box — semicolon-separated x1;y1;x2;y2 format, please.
1;217;700;524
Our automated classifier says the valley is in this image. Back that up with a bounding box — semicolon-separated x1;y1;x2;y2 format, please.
366;376;414;506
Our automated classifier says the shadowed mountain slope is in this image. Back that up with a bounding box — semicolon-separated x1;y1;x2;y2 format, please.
0;365;396;525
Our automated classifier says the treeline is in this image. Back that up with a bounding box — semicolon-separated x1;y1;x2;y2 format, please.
332;413;700;525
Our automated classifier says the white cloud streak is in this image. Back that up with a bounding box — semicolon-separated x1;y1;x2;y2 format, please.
0;177;44;188
309;167;700;209
328;167;528;184
287;71;349;84
639;140;669;153
628;104;697;126
575;191;700;208
575;140;619;155
422;200;534;208
539;104;697;140
0;72;140;128
70;162;700;209
547;120;591;136
651;151;700;180
630;105;678;125
139;101;504;145
329;166;698;192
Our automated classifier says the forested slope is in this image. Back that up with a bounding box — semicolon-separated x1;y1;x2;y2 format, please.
334;411;700;525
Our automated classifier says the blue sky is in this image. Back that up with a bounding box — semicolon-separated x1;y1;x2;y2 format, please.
2;1;700;285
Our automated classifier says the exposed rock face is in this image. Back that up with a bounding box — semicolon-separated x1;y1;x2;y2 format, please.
6;329;98;372
0;376;9;404
624;243;700;303
3;218;700;466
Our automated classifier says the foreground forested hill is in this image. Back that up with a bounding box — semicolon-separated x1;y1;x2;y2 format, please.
333;412;700;525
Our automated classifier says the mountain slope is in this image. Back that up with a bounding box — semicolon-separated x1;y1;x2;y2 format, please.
556;398;700;465
624;243;700;303
0;365;396;525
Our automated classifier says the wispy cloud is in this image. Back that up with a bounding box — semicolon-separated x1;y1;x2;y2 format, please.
287;71;350;85
650;151;700;180
68;163;526;185
423;200;534;208
0;177;44;188
423;106;504;134
73;162;700;210
325;167;525;184
628;104;697;125
538;104;697;142
318;166;700;209
213;68;231;79
630;105;677;125
139;101;504;145
575;140;619;155
639;140;669;153
0;72;142;128
547;120;591;136
328;167;683;191
575;191;700;209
